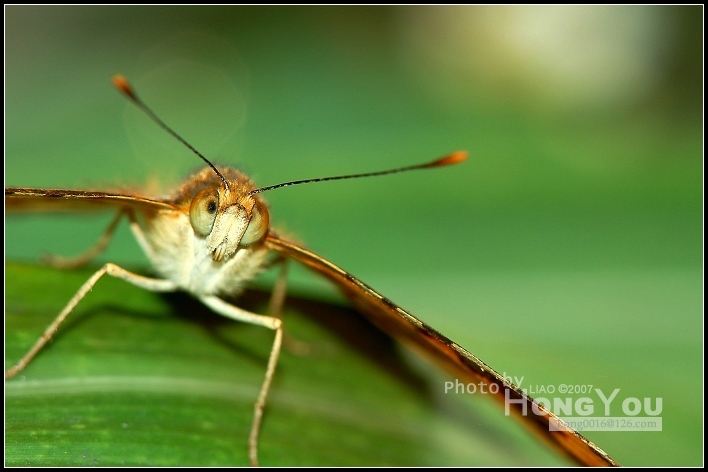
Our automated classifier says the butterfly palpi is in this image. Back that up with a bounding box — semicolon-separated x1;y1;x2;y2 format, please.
5;76;618;466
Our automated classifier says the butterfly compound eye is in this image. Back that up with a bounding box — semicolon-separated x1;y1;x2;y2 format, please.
190;188;220;236
241;202;270;246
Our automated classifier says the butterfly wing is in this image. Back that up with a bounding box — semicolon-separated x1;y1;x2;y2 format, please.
5;187;177;213
5;187;617;465
266;234;619;467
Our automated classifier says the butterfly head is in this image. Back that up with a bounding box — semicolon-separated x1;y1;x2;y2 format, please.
183;167;270;262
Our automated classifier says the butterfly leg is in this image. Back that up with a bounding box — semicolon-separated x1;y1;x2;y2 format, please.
198;295;283;467
5;263;177;379
268;257;289;318
41;209;125;269
267;258;313;356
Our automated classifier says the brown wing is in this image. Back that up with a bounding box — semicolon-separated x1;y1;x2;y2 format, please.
5;187;177;213
266;234;619;467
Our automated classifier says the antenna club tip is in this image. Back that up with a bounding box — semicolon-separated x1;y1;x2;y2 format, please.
433;151;468;167
111;74;136;100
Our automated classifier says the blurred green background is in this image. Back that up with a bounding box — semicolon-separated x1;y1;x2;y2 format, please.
5;6;702;466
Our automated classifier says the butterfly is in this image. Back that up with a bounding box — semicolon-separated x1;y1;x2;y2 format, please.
5;75;618;466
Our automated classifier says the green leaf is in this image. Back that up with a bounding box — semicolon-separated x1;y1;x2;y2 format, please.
6;262;567;466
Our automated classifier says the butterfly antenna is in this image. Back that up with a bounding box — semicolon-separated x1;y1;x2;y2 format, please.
112;74;230;191
250;151;467;195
